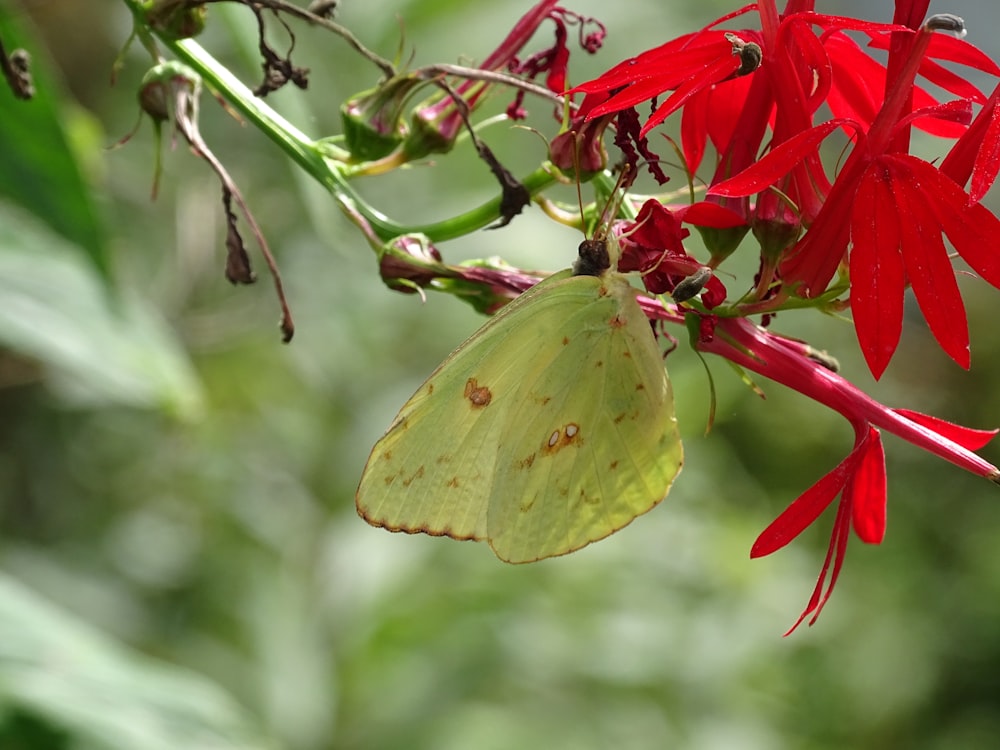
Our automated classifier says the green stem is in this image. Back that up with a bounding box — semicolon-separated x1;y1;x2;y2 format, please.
120;0;561;246
415;167;560;240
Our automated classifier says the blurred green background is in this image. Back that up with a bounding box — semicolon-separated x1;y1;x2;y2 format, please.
4;1;1000;748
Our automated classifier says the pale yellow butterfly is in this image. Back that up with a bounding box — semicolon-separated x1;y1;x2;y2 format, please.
356;225;682;562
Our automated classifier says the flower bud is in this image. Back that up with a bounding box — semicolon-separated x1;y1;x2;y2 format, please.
146;0;207;40
378;234;448;293
341;75;424;162
549;112;612;175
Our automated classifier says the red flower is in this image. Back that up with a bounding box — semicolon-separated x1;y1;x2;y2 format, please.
849;154;1000;377
569;28;759;138
711;16;1000;378
752;423;886;633
694;316;1000;633
825;29;997;139
569;2;932;286
617;200;727;306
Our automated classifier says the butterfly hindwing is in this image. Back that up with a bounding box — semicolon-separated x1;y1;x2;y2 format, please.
486;272;681;562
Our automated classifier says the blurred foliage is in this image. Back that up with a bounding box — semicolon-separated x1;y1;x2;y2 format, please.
3;1;1000;749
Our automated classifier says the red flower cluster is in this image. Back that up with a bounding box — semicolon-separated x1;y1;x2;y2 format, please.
568;0;1000;630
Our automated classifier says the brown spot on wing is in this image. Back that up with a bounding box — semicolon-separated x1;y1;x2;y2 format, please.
464;378;492;408
401;466;425;487
572;487;601;508
514;453;537;470
541;423;582;455
610;314;626;329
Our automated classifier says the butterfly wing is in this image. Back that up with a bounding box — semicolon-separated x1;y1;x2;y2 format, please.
355;271;578;543
356;270;683;562
486;271;682;562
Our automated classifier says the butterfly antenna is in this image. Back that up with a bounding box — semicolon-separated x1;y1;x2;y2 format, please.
570;130;589;234
594;164;632;240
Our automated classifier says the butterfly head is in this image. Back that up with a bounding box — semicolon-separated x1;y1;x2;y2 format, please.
573;235;613;278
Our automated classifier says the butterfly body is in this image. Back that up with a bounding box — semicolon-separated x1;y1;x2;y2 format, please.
357;258;682;563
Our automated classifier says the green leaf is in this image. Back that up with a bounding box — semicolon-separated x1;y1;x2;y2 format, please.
0;203;203;418
0;572;278;750
0;6;112;277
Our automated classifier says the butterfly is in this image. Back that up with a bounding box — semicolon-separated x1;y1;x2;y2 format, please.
355;227;683;563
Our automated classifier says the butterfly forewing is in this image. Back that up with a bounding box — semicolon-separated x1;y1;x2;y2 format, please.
356;272;576;542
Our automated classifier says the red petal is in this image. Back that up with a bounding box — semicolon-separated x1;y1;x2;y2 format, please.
787;13;910;36
888;157;971;369
676;201;748;229
823;32;967;139
865;31;1000;78
784;498;853;635
825;32;885;129
706;74;755;156
947;201;1000;288
851;428;887;544
625;199;687;250
970;100;1000;204
639;56;742;136
680;88;709;176
574;33;732;106
587;76;691;119
780;18;834;114
916;57;986;106
908;86;972;139
897;98;973;136
805;499;853;627
751;456;855;558
925;33;1000;78
825;32;968;137
924;167;1000;289
570;33;712;91
892;409;999;450
709;120;845;197
850;162;905;379
938;87;1000;188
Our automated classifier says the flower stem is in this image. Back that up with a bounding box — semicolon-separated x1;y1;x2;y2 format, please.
120;0;562;246
701;318;1000;481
